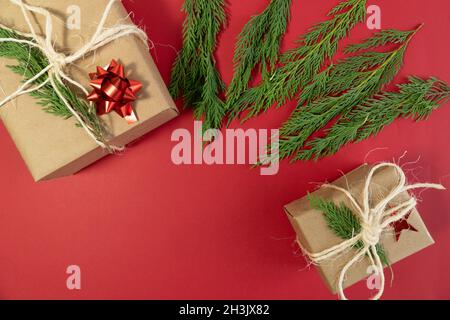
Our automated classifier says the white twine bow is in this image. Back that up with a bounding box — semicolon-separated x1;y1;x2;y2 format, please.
0;0;148;150
303;162;445;300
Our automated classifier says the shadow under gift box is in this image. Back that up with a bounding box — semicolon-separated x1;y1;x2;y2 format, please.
285;165;434;295
0;0;178;181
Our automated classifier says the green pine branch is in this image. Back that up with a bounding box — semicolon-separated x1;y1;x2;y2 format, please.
169;0;227;131
298;29;416;105
228;0;367;121
0;27;108;145
278;27;421;161
298;77;450;160
168;0;199;103
308;195;389;266
226;0;292;109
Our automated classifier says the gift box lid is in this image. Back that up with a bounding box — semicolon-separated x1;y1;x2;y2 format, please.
284;165;435;294
0;0;179;181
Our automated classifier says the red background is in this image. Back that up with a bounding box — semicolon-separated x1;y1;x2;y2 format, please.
0;0;449;300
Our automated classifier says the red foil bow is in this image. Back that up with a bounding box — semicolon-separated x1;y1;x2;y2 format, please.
87;59;142;124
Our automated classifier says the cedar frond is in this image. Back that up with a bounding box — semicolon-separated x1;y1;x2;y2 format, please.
278;27;421;161
308;195;389;266
344;28;416;53
226;0;292;108
169;0;227;131
229;0;367;121
299;77;450;160
309;194;361;239
0;27;108;143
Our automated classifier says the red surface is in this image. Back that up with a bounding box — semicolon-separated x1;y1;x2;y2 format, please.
0;0;449;300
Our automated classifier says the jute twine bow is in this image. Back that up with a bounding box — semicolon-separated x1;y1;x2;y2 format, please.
302;162;445;300
0;0;148;150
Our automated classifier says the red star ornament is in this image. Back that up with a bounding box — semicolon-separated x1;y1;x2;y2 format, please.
390;212;418;241
87;59;142;124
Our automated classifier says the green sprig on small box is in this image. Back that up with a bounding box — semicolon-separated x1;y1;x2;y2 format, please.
308;194;389;267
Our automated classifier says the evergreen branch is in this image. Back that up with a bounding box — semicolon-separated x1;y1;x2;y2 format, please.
194;56;226;131
229;0;367;121
344;29;415;53
0;27;108;143
226;0;292;108
297;29;418;105
298;77;450;160
309;194;361;239
278;27;420;161
309;195;389;266
169;0;227;131
169;0;199;102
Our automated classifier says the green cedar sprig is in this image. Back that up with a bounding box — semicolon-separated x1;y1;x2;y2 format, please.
0;27;108;145
226;0;292;109
298;77;450;160
308;195;389;266
229;0;367;121
169;0;227;131
279;27;421;161
298;28;417;105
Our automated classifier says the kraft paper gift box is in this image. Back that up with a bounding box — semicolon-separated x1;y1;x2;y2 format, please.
0;0;178;181
284;164;435;294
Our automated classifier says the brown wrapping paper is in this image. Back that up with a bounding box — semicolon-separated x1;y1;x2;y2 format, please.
0;0;178;181
285;164;434;294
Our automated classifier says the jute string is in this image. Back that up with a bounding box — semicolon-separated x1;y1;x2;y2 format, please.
0;0;148;150
301;162;444;300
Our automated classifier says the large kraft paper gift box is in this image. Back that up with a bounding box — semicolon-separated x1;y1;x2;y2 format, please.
285;164;435;295
0;0;178;181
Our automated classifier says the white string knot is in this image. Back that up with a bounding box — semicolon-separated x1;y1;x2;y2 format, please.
302;162;445;300
48;52;68;71
361;218;382;247
0;0;149;150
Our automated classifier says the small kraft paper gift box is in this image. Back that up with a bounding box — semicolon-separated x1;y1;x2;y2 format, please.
0;0;178;181
285;163;444;300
